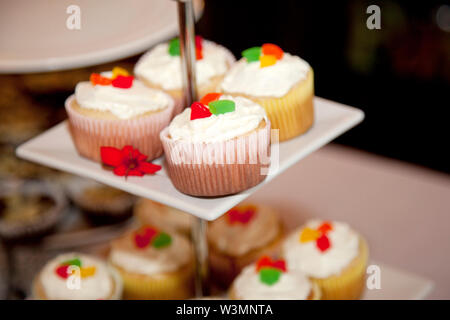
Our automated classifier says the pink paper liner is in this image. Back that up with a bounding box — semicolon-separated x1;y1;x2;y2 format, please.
160;121;271;196
65;95;174;162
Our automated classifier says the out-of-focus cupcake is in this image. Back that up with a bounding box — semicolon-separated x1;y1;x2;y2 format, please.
65;67;174;162
0;180;66;241
160;94;270;196
207;203;283;287
134;199;194;236
0;242;7;299
63;176;135;224
32;252;122;300
109;226;194;299
282;220;369;300
229;256;320;300
220;44;314;141
135;37;235;115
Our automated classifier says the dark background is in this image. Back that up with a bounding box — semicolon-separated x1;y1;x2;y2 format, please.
197;0;450;173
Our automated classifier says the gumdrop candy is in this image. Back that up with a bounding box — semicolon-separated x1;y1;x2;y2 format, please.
200;92;222;105
80;266;96;278
90;73;112;86
259;268;281;286
316;234;331;252
260;54;277;68
55;265;70;279
262;43;284;60
152;232;172;249
195;35;203;50
256;256;273;272
299;227;320;243
112;75;134;89
317;222;333;234
208;100;235;115
190;102;212;120
112;67;129;79
169;38;180;56
242;47;261;62
61;258;82;267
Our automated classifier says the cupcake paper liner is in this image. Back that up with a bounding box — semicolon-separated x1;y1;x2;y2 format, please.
311;237;369;300
226;69;314;142
112;263;194;300
0;180;67;241
160;121;271;197
65;95;174;163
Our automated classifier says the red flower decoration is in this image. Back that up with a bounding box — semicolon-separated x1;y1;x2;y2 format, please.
100;145;161;177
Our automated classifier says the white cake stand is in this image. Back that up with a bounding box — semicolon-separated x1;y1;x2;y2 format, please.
15;0;365;297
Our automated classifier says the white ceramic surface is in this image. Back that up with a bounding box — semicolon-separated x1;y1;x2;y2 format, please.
0;0;203;73
16;97;364;220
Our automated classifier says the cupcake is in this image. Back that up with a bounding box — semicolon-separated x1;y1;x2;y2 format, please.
109;226;194;299
220;43;314;141
135;37;235;115
0;180;66;241
63;175;136;224
160;94;271;197
65;67;174;162
32;252;122;300
134;199;194;236
229;256;321;300
207;203;284;287
282;220;369;300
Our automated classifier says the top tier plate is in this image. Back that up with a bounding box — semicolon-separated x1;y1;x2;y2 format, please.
17;97;363;220
0;0;203;73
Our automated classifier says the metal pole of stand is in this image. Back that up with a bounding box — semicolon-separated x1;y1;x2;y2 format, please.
176;0;209;297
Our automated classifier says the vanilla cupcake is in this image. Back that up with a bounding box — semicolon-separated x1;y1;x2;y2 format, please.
220;44;314;141
283;220;369;300
109;226;194;299
207;203;283;287
32;252;122;300
229;257;320;300
135;37;235;115
160;94;270;197
65;67;174;162
134;199;194;236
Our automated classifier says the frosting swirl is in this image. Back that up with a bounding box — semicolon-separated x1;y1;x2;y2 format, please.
109;231;192;275
135;40;235;90
207;204;280;257
233;264;312;300
168;95;267;143
39;253;114;300
75;75;173;119
283;220;359;278
220;53;311;98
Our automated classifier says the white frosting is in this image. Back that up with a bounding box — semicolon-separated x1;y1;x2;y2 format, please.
135;40;235;90
40;253;114;300
220;53;310;98
109;233;192;276
233;264;312;300
283;220;359;279
74;74;173;119
168;95;266;143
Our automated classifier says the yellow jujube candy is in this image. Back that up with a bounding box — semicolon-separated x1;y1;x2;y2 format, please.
112;66;129;79
260;54;277;68
299;227;320;243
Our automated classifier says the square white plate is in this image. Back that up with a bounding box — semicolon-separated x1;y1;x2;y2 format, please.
17;97;364;220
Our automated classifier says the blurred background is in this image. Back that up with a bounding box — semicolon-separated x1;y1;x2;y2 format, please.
0;0;449;300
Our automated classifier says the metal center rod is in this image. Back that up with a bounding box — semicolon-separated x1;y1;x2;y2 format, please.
176;0;209;297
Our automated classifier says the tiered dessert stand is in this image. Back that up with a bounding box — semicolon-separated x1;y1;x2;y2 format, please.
10;0;432;298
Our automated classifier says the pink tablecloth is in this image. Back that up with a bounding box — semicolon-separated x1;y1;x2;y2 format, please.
249;144;450;299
